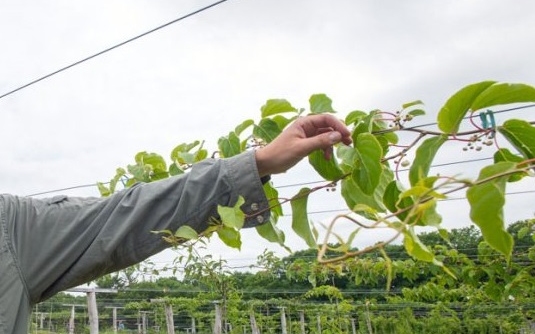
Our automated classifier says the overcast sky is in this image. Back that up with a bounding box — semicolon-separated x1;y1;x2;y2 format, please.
1;0;535;272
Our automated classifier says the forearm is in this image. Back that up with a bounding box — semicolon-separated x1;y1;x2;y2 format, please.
4;151;270;302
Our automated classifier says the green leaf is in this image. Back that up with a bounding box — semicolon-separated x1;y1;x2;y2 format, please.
169;163;184;176
308;149;344;181
408;109;426;117
174;225;199;240
194;149;208;162
342;168;392;215
218;132;241;158
309;94;335;113
97;182;111;197
263;182;283;218
494;148;526;182
234;119;254;136
409;135;447;186
383;180;414;222
271;115;296;131
171;141;201;161
403;227;435;262
260;99;297;117
494;148;524;163
256;220;286;246
291;188;317;248
471;82;535;111
402;100;423;109
345;110;367;125
353;133;383;194
352;111;377;142
253;118;282;143
498;119;535;160
437;81;496;133
136;152;167;171
217;196;245;229
217;226;242;250
403;227;453;278
467;162;516;258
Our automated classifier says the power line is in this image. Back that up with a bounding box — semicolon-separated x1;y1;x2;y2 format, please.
0;0;229;101
23;104;535;196
23;156;496;196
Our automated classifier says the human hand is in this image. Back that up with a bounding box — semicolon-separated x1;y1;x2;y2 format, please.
255;114;352;176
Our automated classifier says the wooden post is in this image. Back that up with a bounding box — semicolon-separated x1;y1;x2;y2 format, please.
351;318;357;334
365;301;373;334
105;306;124;334
299;311;305;334
164;304;175;334
63;304;84;334
151;299;175;334
213;302;223;334
250;311;260;334
87;290;99;333
279;307;287;334
140;311;150;334
317;315;321;333
69;305;75;334
67;288;118;334
191;317;197;334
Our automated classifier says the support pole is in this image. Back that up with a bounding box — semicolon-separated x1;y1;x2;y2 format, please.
279;307;287;334
250;311;260;334
150;299;175;334
299;310;305;334
213;302;223;334
67;287;118;334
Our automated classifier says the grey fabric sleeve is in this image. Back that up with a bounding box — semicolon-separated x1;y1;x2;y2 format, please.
1;151;270;307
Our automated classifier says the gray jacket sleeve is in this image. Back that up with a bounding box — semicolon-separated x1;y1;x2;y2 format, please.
0;151;270;317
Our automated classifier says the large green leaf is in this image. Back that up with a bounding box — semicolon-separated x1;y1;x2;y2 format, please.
174;225;199;240
217;226;242;250
403;227;452;277
494;148;527;182
467;162;516;258
352;110;377;142
263;182;283;218
383;181;414;223
437;81;495;133
217;196;245;230
403;227;434;262
498;119;535;160
135;151;167;171
291;188;317;248
341;168;392;214
309;94;335;114
471;83;535;111
253;118;282;143
260;99;297;117
234;119;254;136
353;133;383;194
345;110;367;125
409;135;447;186
308;149;344;181
256;220;286;246
218;132;241;157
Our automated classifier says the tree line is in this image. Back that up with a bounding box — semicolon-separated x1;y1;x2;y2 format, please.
34;219;535;333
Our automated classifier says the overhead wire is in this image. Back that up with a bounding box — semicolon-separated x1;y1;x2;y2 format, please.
24;103;535;196
0;0;229;101
20;155;499;196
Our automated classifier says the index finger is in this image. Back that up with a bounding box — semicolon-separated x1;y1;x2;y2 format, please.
301;114;352;145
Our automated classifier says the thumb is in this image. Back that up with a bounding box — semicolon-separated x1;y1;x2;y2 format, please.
300;131;342;155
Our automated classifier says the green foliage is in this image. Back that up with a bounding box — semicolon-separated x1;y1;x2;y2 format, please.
99;80;535;297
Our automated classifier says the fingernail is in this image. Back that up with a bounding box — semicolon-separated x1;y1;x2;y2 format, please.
329;131;341;144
